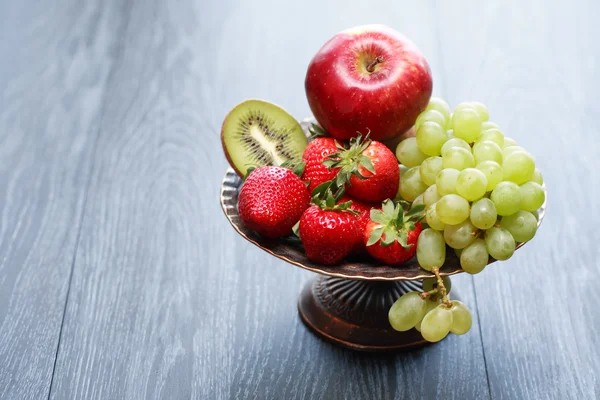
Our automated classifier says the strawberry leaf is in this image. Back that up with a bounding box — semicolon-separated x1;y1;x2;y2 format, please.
322;159;338;169
358;155;376;174
397;231;413;250
382;199;395;218
292;161;306;178
309;124;328;139
292;221;301;239
380;230;396;246
367;226;385;246
325;191;335;209
405;204;425;217
370;209;388;224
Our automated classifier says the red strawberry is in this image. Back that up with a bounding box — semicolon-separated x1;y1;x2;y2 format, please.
364;199;424;265
337;195;381;254
301;137;340;192
299;196;361;265
324;135;399;203
238;166;310;238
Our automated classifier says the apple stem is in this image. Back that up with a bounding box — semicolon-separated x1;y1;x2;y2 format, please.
366;56;384;73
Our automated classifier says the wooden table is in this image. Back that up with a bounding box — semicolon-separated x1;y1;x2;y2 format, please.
0;0;598;399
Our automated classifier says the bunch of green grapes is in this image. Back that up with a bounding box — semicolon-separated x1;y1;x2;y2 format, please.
396;97;545;274
388;277;472;342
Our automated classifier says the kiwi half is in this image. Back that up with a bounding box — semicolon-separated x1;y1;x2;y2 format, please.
221;99;308;177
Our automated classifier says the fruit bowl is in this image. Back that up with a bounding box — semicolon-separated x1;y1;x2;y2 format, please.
220;119;547;351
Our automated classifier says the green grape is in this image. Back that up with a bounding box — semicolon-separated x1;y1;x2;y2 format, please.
441;137;471;154
478;128;505;148
530;168;544;185
502;145;525;159
398;167;429;202
453;102;475;113
417;229;446;271
503;137;518;148
399;163;410;178
423;184;441;207
444;220;478;249
422;276;452;294
476;161;504;191
481;121;500;131
442;147;475;170
519;182;545;212
456;168;488;201
449;301;472;335
471;102;489;121
503;151;535;184
388;291;427;332
500;210;538;242
420;305;453;342
446;128;454;138
416;121;448;156
412;193;425;208
426;204;446;231
452;107;481;143
485;227;516;260
460;239;489;274
416;110;447;131
490;181;521;216
436;168;460;196
415;298;440;332
470;198;498;229
426;97;451;121
396;137;429;167
454;248;463;258
420;156;443;186
472;140;503;164
436;194;470;225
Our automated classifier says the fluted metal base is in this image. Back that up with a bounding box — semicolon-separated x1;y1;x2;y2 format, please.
298;275;435;351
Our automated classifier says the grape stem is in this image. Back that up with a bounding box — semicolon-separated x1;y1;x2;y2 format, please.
432;267;452;307
419;289;438;300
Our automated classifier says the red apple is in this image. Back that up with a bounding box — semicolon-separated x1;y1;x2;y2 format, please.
305;24;432;142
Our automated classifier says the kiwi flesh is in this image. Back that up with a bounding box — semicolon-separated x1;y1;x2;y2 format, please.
221;99;308;177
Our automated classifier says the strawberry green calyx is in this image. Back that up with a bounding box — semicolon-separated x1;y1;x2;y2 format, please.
310;180;359;214
308;123;329;139
367;200;425;248
279;160;306;178
322;133;376;187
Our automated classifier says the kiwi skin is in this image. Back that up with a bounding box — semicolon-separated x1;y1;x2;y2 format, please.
220;99;307;177
220;103;245;177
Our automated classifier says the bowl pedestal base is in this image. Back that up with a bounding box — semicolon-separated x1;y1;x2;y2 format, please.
298;275;433;351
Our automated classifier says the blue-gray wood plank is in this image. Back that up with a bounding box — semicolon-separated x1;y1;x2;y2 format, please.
0;1;125;399
0;0;597;399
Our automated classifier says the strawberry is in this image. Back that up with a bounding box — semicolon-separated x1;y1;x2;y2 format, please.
324;134;399;203
238;166;310;238
299;192;360;265
301;137;340;192
337;195;381;255
364;199;424;265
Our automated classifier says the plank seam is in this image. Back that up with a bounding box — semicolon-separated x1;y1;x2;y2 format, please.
45;2;134;398
471;276;493;400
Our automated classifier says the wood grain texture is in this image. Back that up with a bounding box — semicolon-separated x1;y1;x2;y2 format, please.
0;1;125;399
49;0;489;399
436;0;600;399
